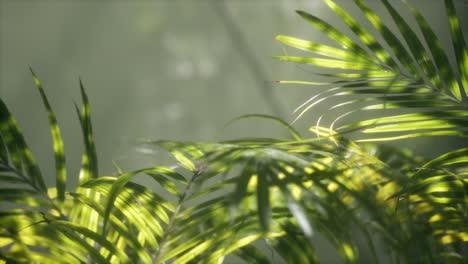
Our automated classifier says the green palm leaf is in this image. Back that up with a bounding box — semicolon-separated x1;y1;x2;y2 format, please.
323;0;398;70
277;0;468;141
30;68;67;202
76;79;98;183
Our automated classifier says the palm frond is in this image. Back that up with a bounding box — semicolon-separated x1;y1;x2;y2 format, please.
143;132;440;263
277;0;468;141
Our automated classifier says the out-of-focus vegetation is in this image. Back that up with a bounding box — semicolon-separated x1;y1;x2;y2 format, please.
0;0;467;263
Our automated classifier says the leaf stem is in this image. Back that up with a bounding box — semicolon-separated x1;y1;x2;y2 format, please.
152;167;204;263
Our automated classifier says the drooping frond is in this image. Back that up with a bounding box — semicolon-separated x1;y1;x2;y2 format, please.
142;124;466;262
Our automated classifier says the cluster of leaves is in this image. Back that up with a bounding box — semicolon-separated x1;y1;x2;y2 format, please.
1;0;467;263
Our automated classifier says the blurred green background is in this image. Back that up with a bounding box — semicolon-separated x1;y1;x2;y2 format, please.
1;0;467;187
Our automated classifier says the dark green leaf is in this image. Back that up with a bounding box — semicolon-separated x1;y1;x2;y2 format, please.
444;0;468;99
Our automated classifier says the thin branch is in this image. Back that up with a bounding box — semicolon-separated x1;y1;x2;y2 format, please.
212;0;287;118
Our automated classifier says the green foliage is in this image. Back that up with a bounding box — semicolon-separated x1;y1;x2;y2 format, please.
0;0;467;263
